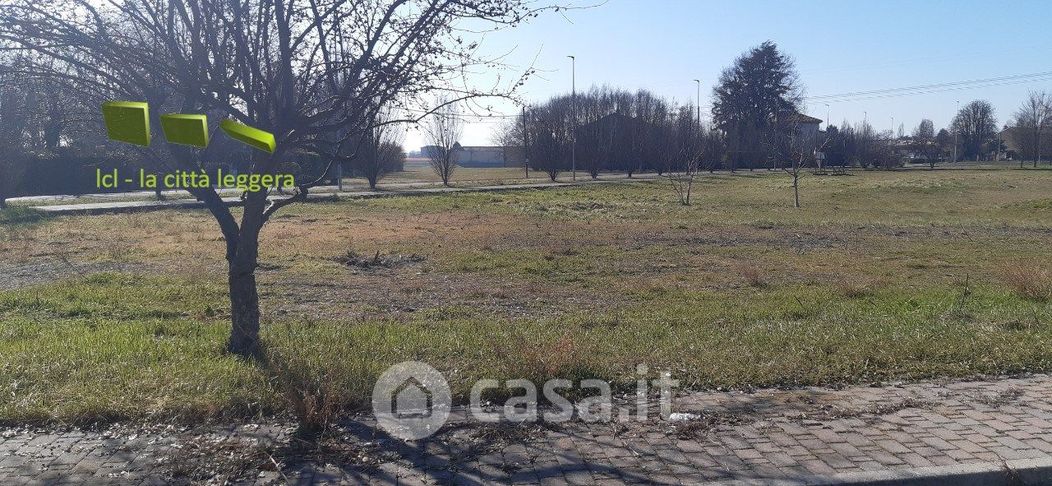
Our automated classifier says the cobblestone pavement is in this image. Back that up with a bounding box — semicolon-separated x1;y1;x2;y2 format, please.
3;375;1052;484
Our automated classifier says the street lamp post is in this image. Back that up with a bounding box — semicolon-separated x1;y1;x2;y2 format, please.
568;55;576;181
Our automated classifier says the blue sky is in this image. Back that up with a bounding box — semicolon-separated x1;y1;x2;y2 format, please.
405;0;1052;149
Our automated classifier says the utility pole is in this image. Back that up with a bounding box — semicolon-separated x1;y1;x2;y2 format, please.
693;79;701;127
522;106;529;179
996;127;1001;162
824;103;830;130
568;55;576;181
952;100;960;163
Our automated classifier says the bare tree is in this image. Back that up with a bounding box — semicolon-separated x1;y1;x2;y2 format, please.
424;100;463;186
912;119;939;169
532;127;564;181
781;126;813;208
525;96;572;181
0;0;555;356
355;110;406;190
770;114;828;208
492;115;523;169
1012;91;1051;167
668;156;699;206
952;100;998;161
667;106;702;205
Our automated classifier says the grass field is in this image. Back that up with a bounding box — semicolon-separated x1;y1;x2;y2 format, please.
3;168;1052;424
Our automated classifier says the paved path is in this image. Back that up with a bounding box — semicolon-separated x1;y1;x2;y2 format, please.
20;175;660;215
3;375;1052;484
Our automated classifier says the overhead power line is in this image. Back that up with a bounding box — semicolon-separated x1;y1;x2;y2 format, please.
806;70;1052;103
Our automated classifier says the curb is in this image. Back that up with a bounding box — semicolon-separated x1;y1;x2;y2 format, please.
28;177;651;215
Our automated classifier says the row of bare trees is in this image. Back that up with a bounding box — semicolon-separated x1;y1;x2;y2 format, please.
496;87;723;185
1011;92;1051;166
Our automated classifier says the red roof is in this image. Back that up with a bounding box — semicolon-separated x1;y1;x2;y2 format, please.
789;113;823;124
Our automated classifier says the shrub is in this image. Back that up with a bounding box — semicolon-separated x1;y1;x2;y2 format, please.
834;275;884;298
738;264;768;288
1000;263;1052;302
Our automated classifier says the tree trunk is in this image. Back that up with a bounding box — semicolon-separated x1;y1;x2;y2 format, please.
227;261;261;356
226;191;267;356
200;186;265;358
793;173;800;208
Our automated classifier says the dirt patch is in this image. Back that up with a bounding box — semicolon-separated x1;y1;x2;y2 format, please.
330;249;426;271
262;268;582;322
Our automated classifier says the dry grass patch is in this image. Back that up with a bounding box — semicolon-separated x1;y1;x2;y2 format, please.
738;263;769;288
834;274;886;298
1000;262;1052;301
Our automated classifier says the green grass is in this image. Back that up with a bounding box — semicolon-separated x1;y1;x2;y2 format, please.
5;168;1052;424
3;271;1052;424
0;206;49;227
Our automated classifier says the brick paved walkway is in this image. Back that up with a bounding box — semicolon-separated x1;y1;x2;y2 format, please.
3;375;1052;484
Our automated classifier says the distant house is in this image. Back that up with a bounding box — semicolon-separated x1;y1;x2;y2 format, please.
420;145;443;159
417;144;524;168
453;145;505;167
788;113;822;140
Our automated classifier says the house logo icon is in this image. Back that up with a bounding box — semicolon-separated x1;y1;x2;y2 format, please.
372;361;451;440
